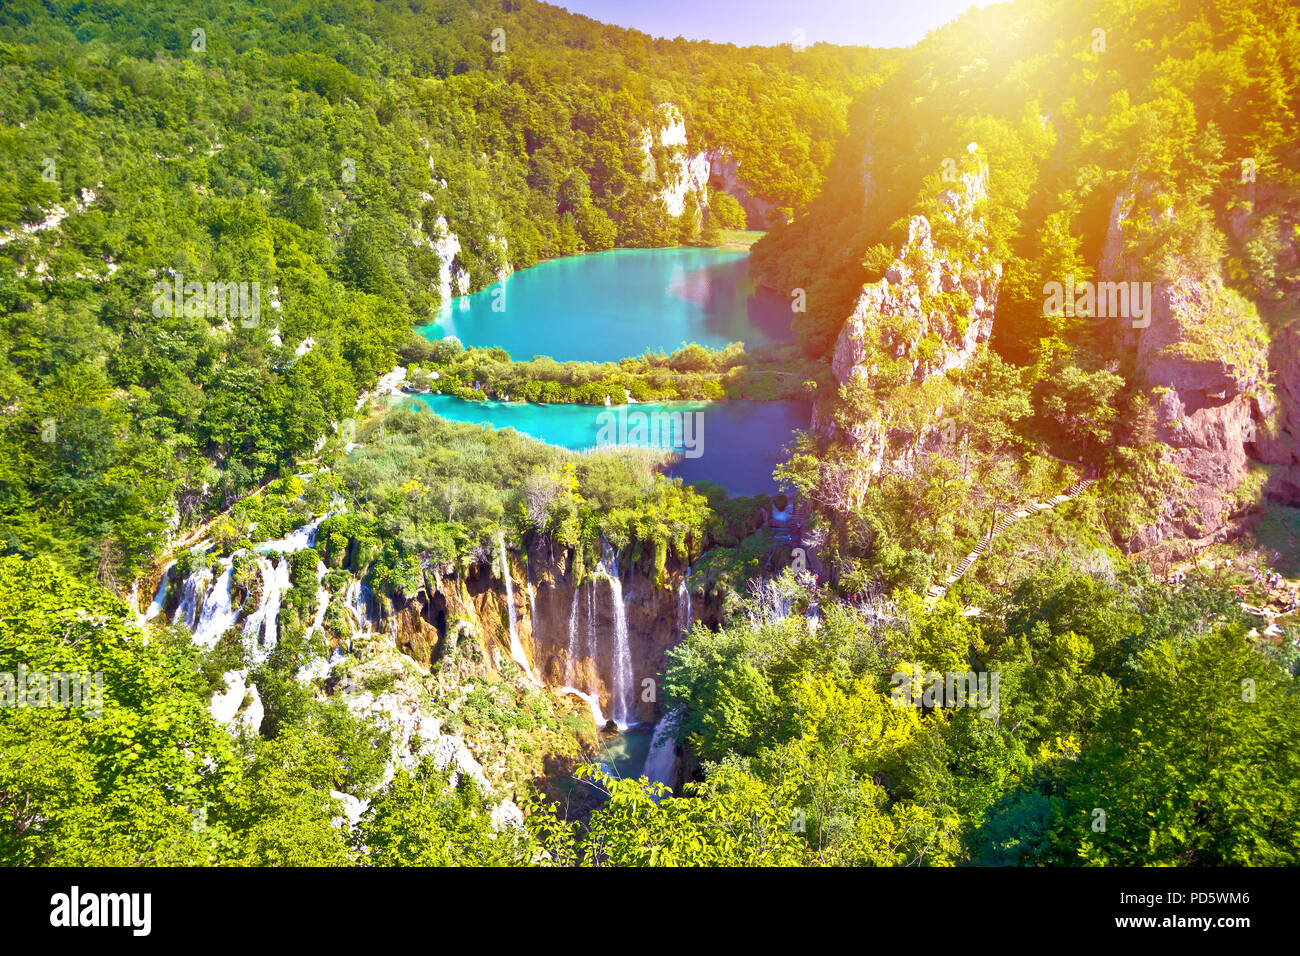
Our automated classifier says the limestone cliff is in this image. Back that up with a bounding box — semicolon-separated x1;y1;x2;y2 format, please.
813;159;999;481
370;536;714;728
1101;180;1277;548
1258;319;1300;504
641;103;779;228
1126;276;1271;547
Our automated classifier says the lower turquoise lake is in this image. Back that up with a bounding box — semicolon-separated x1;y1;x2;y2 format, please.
420;246;794;362
407;394;806;498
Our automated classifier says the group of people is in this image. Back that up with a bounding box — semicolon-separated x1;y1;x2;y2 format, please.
1169;558;1298;614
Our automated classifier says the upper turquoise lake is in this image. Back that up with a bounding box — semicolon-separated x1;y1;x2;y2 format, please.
420;246;794;361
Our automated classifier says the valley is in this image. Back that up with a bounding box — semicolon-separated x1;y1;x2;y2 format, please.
2;0;1300;874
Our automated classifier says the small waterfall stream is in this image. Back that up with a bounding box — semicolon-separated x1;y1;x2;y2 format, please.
242;555;291;659
497;531;538;684
566;587;581;684
343;578;374;636
145;561;173;620
173;564;212;630
642;709;680;796
677;568;693;636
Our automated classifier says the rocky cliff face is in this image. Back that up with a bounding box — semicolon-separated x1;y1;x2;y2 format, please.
813;161;999;480
1101;179;1277;549
1125;275;1271;548
1258;318;1300;504
641;103;778;228
379;537;713;728
703;148;782;228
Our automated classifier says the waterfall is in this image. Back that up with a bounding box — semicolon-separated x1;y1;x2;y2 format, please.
560;686;607;728
255;514;325;554
192;563;238;647
173;564;213;630
584;579;597;671
566;586;581;684
297;562;334;684
343;578;373;636
306;561;330;636
242;556;291;660
496;531;537;684
598;541;635;728
642;709;681;796
167;516;328;658
144;562;173;620
677;569;693;636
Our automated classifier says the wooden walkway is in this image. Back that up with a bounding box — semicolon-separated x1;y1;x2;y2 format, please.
924;475;1097;608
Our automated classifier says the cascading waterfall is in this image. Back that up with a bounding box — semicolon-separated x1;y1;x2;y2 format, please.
242;555;291;660
192;563;238;647
145;562;173;620
343;578;374;636
306;561;330;636
173;564;213;630
496;531;537;684
559;686;607;728
297;561;335;684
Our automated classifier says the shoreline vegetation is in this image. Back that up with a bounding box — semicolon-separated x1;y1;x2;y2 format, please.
398;335;829;405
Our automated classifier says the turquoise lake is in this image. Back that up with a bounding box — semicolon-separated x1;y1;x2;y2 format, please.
407;394;806;498
421;246;794;362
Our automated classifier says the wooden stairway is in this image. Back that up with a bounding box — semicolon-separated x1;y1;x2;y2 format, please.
924;476;1097;608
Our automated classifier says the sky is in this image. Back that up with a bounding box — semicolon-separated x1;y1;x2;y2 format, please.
552;0;1000;49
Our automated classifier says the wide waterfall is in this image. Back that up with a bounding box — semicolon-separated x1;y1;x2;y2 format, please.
164;515;326;659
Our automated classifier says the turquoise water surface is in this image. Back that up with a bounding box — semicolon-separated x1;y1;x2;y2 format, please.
407;394;805;498
421;247;794;362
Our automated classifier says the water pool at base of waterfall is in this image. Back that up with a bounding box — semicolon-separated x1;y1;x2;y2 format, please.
597;726;655;782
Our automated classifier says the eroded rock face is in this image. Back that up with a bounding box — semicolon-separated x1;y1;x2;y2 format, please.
372;539;714;728
1257;319;1300;505
813;162;999;480
641;104;710;218
704;148;782;228
1123;275;1272;549
640;103;778;228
